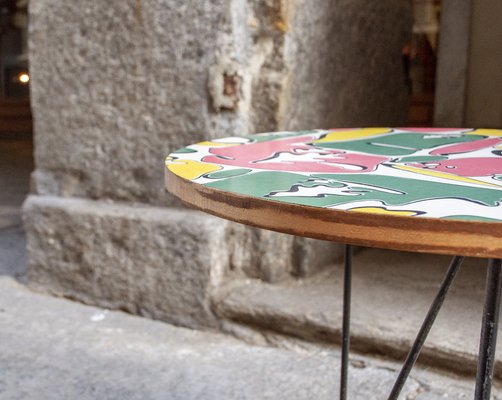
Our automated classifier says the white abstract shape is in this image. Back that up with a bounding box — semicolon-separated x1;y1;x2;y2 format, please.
255;151;366;171
269;181;403;198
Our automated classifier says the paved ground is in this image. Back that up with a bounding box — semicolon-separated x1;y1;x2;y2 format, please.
0;274;488;400
0;138;499;399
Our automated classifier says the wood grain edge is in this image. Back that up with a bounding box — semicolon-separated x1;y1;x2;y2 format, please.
165;168;502;259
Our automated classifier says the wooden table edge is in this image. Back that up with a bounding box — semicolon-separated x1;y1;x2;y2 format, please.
165;168;502;259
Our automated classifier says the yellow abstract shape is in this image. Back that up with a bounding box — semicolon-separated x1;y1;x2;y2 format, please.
391;164;502;188
313;128;391;143
166;159;221;180
196;141;239;147
470;129;502;137
350;207;418;216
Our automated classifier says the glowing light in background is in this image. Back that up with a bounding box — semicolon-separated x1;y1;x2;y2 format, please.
18;73;30;84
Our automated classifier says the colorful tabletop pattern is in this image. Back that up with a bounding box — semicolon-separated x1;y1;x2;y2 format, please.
165;128;502;222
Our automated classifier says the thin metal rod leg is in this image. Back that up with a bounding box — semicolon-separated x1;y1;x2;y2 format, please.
387;256;464;400
340;244;352;400
475;258;502;400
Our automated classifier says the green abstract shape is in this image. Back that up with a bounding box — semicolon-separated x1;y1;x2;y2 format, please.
397;155;448;163
205;171;309;197
308;173;502;207
265;194;353;207
172;147;197;154
203;169;502;211
205;169;252;179
442;215;501;222
314;133;481;156
299;179;345;189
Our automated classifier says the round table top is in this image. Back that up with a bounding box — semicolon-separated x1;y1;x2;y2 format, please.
165;127;502;258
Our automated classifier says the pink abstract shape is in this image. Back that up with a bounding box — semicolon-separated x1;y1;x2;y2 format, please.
430;138;502;155
410;157;502;177
202;135;389;173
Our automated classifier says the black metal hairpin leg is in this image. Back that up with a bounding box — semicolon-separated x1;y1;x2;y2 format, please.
387;256;464;400
340;244;352;400
339;253;502;399
475;258;502;400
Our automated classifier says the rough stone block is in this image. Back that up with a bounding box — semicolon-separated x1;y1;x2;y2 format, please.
214;249;499;377
28;0;252;206
225;223;342;283
23;195;230;329
283;0;412;130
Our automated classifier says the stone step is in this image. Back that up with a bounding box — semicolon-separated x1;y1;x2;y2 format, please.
214;248;498;378
0;275;492;400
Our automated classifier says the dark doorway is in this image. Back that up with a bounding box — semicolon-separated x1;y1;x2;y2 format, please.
0;0;32;278
0;0;31;139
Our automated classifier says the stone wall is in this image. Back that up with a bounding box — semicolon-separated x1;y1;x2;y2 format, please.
283;0;411;130
25;0;412;329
